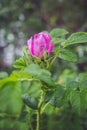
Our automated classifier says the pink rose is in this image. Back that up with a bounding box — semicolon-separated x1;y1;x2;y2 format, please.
27;32;54;58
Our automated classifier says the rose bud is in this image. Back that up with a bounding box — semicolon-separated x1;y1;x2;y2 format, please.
27;32;54;59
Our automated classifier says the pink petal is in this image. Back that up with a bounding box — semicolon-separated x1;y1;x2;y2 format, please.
33;34;46;57
48;40;54;53
27;37;33;54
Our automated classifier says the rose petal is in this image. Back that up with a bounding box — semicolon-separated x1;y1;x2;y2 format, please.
27;37;33;55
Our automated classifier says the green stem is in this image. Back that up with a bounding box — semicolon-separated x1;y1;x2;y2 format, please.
36;109;40;130
36;90;44;130
49;49;62;69
41;102;49;114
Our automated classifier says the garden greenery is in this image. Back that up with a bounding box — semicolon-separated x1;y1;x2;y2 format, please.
0;28;87;130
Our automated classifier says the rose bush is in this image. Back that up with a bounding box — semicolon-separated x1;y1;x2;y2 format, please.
0;28;87;130
27;32;54;58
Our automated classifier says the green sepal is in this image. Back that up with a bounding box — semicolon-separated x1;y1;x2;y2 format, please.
13;56;26;69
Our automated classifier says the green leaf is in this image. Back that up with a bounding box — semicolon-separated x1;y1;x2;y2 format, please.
38;73;55;87
80;90;87;111
0;71;32;90
50;28;68;38
25;64;55;87
53;38;65;44
78;72;87;82
10;70;32;81
80;80;87;90
58;69;77;86
70;91;81;113
0;119;28;130
22;94;38;109
50;85;65;107
0;81;23;116
13;56;26;69
0;72;8;79
58;49;78;62
25;64;43;76
63;32;87;47
68;89;87;113
66;81;79;90
45;90;54;103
